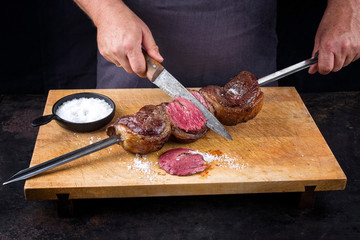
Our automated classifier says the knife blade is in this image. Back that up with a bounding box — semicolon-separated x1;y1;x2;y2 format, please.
143;51;232;140
257;53;318;86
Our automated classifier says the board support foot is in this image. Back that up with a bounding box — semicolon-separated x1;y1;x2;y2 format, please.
299;185;316;209
56;193;74;217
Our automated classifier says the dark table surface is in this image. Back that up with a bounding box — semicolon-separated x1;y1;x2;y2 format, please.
0;91;359;240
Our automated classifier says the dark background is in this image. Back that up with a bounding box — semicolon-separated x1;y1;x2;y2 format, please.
1;0;359;94
0;0;97;93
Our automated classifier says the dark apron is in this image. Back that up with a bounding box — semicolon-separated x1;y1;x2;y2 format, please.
97;0;277;88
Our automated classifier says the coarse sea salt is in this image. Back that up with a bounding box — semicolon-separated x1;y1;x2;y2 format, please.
127;154;155;181
56;97;113;123
228;88;239;95
89;136;103;144
190;150;247;170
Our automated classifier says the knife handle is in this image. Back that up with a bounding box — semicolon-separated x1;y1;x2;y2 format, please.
114;49;164;82
142;49;164;82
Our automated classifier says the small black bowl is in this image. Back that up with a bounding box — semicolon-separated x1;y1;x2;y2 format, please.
32;92;115;132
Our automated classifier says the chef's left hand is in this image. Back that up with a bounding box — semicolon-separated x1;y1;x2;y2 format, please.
309;0;360;75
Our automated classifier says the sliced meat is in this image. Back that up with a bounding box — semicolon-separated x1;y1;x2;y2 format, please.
166;97;205;132
200;71;264;125
165;97;209;143
106;105;171;154
159;148;207;176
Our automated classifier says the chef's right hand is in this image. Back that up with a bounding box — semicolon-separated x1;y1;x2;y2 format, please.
94;0;163;78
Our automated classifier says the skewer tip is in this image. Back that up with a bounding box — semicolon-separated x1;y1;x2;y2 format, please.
2;178;17;185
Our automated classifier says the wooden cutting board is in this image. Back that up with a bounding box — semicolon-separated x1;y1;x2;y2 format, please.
24;87;346;200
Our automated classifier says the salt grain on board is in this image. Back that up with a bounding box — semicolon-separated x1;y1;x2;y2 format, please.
127;154;155;181
56;97;113;123
89;136;102;144
190;150;248;170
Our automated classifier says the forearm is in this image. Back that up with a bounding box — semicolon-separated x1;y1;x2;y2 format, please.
327;0;360;8
325;0;360;23
74;0;128;27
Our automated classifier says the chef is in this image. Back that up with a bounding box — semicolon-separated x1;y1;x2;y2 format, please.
74;0;360;88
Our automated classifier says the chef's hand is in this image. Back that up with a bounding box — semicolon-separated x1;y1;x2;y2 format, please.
75;0;163;78
309;0;360;75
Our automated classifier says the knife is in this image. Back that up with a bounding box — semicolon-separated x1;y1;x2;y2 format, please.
257;53;318;86
142;50;232;140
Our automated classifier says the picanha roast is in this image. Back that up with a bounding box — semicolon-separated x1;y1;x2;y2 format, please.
106;71;264;155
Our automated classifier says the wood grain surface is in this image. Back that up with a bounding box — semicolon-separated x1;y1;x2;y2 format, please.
24;87;346;200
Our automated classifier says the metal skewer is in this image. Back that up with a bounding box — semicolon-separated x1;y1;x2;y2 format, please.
258;52;318;86
3;135;121;185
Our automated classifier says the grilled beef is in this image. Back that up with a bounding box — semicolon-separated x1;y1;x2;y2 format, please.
106;105;171;154
107;71;263;154
200;71;264;126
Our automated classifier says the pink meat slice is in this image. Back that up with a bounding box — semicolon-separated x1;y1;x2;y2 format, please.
165;97;206;132
159;148;207;176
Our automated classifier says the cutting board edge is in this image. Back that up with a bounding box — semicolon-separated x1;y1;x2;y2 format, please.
24;178;346;200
